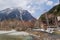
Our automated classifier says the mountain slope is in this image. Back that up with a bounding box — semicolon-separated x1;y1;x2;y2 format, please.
0;8;36;31
39;4;60;20
38;4;60;29
0;8;36;21
48;4;60;16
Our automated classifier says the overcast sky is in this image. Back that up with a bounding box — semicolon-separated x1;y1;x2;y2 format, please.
0;0;59;19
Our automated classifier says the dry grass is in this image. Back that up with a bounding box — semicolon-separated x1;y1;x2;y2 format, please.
52;31;60;35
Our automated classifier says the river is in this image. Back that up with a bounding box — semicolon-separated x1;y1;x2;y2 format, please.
0;30;39;40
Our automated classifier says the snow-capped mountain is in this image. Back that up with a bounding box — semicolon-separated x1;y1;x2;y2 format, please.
0;8;36;21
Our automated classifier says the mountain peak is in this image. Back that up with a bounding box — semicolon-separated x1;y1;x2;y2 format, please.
0;7;36;21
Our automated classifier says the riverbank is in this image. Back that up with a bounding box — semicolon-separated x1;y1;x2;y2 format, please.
0;29;60;40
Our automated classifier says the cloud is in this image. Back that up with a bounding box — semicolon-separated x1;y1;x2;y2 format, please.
0;0;48;11
29;10;35;14
54;1;59;5
36;16;40;19
46;1;53;6
0;0;58;15
26;6;35;14
0;0;33;14
54;2;59;5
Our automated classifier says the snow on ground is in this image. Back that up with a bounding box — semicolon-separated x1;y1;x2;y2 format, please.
32;29;45;31
0;28;55;37
0;29;40;38
0;29;16;34
32;28;54;33
0;29;29;36
8;31;29;36
46;28;54;33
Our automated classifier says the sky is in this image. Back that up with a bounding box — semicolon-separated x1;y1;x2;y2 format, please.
0;0;59;19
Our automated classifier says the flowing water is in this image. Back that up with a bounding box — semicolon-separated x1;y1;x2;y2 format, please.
0;30;34;40
0;34;33;40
